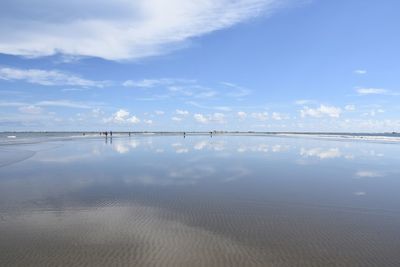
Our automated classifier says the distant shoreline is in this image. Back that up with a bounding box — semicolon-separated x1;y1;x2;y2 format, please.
1;131;398;135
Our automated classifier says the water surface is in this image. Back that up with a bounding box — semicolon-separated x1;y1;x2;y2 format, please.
1;134;400;266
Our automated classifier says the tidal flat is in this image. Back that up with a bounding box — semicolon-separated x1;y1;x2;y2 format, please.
1;134;400;266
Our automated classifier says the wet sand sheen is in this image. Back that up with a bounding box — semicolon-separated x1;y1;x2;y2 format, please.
1;201;400;266
1;135;400;266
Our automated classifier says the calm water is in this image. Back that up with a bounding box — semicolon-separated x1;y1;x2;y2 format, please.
1;134;400;266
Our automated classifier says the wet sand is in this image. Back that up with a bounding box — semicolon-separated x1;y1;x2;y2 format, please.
1;135;400;266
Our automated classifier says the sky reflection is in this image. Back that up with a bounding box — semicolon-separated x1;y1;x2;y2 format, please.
1;135;400;265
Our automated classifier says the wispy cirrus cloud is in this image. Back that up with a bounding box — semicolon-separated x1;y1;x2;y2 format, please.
0;99;103;109
356;88;388;95
0;66;107;87
0;0;285;61
356;88;399;96
36;100;95;109
355;171;383;178
122;78;195;88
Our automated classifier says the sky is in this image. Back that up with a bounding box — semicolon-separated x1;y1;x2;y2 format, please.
0;0;399;132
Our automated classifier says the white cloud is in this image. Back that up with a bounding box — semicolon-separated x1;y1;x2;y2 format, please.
356;88;388;95
363;109;385;117
176;109;189;116
354;191;366;196
193;113;225;124
143;119;153;125
213;113;226;123
345;105;355;111
122;79;180;88
300;105;341;118
237;111;247;120
356;171;383;178
271;112;288;120
18;105;43;114
171;117;182;122
295;99;313;105
194;113;209;124
0;101;26;107
354;70;367;75
251;112;268;121
36;100;94;109
105;109;140;124
300;148;341;159
0;66;106;87
221;82;252;98
155;110;165;115
0;0;283;61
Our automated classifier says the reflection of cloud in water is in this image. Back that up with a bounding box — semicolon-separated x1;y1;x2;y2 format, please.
300;148;342;159
238;144;268;153
194;141;225;151
354;191;366;196
355;171;383;178
172;143;189;154
237;143;289;153
114;143;129;154
194;141;207;150
113;139;141;154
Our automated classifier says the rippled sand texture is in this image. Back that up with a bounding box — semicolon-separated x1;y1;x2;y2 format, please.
2;201;400;266
1;136;400;266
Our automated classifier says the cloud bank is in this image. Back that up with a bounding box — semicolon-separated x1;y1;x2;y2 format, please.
0;0;283;61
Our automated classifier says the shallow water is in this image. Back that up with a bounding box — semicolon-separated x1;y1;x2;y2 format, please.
1;135;400;266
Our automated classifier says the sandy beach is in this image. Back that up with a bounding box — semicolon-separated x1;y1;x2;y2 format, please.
1;134;400;266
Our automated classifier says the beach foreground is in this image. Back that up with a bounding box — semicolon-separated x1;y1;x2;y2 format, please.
1;134;400;266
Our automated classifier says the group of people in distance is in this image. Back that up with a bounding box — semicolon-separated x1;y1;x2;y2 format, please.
100;131;113;137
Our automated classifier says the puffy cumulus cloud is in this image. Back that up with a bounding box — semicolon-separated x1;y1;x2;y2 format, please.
251;112;268;121
0;0;283;61
300;105;341;118
0;66;107;87
172;117;183;122
345;105;356;111
363;109;385;117
176;109;189;116
271;112;288;120
193;113;226;124
193;113;209;124
18;105;43;114
237;111;247;120
105;109;140;124
143;119;153;125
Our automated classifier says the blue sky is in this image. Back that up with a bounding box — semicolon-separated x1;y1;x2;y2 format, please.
0;0;399;132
